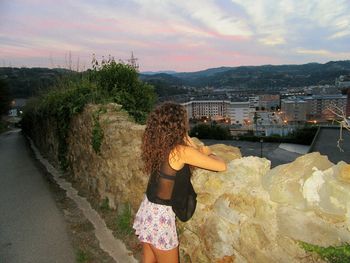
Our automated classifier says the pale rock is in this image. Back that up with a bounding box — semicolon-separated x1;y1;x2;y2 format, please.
337;162;350;183
239;222;274;263
228;157;271;188
213;195;243;225
307;162;350;218
277;206;350;246
302;168;325;205
202;215;237;259
263;152;333;208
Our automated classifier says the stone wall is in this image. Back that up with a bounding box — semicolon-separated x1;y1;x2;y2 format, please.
67;103;147;211
27;116;61;166
29;103;350;263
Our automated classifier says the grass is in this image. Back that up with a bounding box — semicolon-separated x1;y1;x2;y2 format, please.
76;249;89;263
300;241;350;263
91;115;104;153
115;203;134;237
100;197;110;211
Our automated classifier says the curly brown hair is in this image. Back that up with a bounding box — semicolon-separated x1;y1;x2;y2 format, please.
141;102;188;175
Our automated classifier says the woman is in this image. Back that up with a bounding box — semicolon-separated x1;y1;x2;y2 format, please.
133;102;227;263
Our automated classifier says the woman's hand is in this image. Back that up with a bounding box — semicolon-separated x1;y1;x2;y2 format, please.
185;134;198;148
208;153;225;164
185;134;212;156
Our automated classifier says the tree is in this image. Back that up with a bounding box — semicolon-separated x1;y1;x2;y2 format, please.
326;103;350;152
190;123;232;140
0;79;11;115
91;58;156;123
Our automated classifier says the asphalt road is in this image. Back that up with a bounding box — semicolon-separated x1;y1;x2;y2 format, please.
202;139;302;167
0;129;75;263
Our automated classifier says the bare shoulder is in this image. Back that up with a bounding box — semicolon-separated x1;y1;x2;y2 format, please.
168;145;190;170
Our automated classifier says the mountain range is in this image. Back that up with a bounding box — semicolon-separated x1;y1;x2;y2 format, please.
140;60;350;89
1;60;350;98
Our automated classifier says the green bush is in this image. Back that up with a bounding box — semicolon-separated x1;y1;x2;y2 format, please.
76;249;89;263
91;108;106;154
100;197;110;211
288;126;318;145
115;203;133;237
91;58;156;124
22;58;156;170
0;78;11;115
92;117;103;154
190;123;232;140
22;79;95;169
300;241;350;263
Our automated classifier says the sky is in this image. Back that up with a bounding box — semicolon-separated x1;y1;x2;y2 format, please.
0;0;350;72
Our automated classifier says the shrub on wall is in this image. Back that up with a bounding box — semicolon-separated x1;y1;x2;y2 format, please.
0;78;11;115
90;57;156;124
22;58;156;169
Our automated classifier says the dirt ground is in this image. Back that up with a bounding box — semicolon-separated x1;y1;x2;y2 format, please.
66;175;143;262
32;155;116;263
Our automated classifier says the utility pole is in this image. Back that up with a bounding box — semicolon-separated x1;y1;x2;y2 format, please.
254;111;260;136
127;51;139;72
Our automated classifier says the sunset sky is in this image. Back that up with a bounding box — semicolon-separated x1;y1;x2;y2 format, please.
1;0;349;72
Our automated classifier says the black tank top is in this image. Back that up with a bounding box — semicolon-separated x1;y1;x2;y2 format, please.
146;161;191;206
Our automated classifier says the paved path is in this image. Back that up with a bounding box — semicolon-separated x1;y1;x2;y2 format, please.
0;129;75;263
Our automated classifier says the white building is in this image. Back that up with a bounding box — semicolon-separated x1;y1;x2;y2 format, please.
182;100;230;119
281;98;309;122
8;109;18;117
228;101;251;124
181;100;252;125
249;96;259;108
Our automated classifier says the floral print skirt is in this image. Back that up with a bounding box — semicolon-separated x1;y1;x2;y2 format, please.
133;195;178;250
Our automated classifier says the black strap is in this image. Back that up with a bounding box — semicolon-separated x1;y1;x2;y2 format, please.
159;172;176;180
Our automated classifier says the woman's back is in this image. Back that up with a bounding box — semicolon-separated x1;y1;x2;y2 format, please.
146;144;227;205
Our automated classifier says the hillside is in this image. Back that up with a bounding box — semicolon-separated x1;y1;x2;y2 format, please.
140;60;350;89
2;60;350;98
0;67;74;98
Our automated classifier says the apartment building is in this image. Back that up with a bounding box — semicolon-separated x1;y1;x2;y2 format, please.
281;98;309;122
248;96;259;108
281;94;347;122
259;94;280;110
305;94;347;121
248;95;280;110
228;102;251;124
181;100;252;124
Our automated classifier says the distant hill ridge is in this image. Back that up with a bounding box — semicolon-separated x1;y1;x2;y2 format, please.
1;60;350;98
140;60;350;89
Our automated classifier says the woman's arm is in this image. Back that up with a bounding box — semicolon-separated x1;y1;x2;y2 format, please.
185;135;212;155
176;145;227;172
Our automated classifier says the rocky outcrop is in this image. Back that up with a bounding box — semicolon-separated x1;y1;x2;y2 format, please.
179;153;350;262
28;103;350;263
